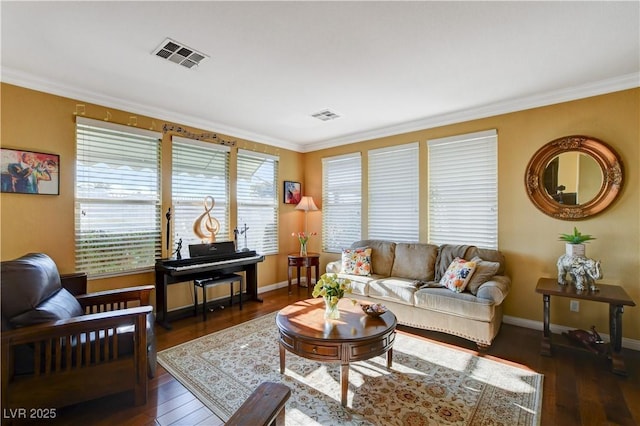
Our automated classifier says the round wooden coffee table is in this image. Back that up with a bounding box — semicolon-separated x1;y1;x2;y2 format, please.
276;298;397;407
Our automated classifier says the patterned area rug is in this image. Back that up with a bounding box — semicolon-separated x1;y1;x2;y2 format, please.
158;312;542;425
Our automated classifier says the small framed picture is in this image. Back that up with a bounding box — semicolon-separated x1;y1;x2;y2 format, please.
283;181;301;204
1;148;60;195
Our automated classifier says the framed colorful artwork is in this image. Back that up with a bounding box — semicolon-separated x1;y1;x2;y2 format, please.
1;148;60;195
283;181;301;204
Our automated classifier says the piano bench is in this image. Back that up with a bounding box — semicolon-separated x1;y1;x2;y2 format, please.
194;273;244;320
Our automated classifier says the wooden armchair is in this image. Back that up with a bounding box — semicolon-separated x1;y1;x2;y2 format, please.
1;253;155;411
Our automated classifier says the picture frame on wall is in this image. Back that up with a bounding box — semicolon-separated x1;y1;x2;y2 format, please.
283;181;301;204
1;148;60;195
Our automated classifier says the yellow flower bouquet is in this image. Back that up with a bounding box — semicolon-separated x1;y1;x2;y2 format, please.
312;273;352;319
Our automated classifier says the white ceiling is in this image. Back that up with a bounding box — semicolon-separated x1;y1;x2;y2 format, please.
2;1;638;153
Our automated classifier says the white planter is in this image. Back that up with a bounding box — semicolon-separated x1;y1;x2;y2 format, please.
565;243;585;257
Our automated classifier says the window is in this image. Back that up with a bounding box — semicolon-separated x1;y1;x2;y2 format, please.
75;117;161;276
368;143;419;241
428;129;498;249
322;153;361;252
237;149;278;254
172;137;230;258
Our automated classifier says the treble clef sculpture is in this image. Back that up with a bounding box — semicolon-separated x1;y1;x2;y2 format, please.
193;196;220;242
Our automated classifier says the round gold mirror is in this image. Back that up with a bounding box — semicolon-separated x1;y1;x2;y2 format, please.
525;135;623;220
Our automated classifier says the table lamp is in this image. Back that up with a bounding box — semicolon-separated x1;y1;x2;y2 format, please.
295;196;318;234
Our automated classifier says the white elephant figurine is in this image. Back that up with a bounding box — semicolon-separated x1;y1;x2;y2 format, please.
557;254;602;291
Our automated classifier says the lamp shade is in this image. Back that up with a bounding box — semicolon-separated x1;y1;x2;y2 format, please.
295;196;318;212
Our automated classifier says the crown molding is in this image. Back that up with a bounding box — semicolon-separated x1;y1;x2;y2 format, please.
304;72;640;152
3;68;637;154
0;68;302;153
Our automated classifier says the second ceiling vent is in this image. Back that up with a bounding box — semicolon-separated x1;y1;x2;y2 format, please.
152;38;208;69
311;109;341;122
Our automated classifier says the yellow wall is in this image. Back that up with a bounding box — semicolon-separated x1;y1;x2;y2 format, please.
304;88;639;341
0;83;306;310
2;83;638;340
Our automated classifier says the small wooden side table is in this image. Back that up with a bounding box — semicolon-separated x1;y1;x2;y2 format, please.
535;277;636;375
287;252;320;295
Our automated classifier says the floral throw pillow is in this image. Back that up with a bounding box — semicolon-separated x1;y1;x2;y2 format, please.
341;248;373;276
439;257;477;293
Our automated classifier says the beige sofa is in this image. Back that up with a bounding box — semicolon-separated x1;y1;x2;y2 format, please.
326;240;511;349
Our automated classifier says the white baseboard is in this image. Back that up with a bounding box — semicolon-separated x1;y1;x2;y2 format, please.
257;280;290;293
503;315;640;351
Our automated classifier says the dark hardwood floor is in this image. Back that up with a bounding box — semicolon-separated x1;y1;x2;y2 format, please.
47;286;640;426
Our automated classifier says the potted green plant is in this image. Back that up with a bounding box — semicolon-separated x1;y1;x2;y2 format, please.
559;227;596;257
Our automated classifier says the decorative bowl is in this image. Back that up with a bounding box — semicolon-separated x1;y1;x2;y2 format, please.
360;303;388;317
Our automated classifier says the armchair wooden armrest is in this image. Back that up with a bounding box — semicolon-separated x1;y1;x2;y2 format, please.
1;306;151;410
60;272;88;296
226;382;291;426
76;285;155;312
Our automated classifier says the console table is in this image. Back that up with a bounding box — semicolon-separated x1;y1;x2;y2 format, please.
535;277;636;375
287;252;320;295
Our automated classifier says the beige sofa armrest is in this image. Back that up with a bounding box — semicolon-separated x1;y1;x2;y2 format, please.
326;260;342;274
476;275;511;305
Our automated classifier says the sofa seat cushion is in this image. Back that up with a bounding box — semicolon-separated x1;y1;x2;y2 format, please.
390;243;438;281
367;277;418;306
414;288;495;322
334;273;383;296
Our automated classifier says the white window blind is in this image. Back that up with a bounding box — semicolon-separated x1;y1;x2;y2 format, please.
322;153;361;252
237;149;278;254
428;129;498;249
172;137;230;258
75;117;161;276
368;143;419;242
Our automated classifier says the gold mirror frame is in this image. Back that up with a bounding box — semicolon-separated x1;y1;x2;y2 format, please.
525;135;623;220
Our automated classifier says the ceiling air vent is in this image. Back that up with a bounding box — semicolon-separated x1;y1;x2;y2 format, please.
311;109;341;122
152;38;208;69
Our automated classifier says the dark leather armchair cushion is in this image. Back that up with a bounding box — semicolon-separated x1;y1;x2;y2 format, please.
1;253;84;329
2;253;64;318
10;288;84;328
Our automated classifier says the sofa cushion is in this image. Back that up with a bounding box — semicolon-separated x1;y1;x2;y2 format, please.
1;253;63;320
341;247;372;276
351;240;396;276
334;273;380;296
10;288;84;328
414;287;495;322
368;277;417;306
467;256;501;295
390;243;438;281
434;245;475;281
466;247;506;275
440;258;477;293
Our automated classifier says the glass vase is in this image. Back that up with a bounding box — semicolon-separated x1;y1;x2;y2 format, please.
324;297;340;320
300;241;308;256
